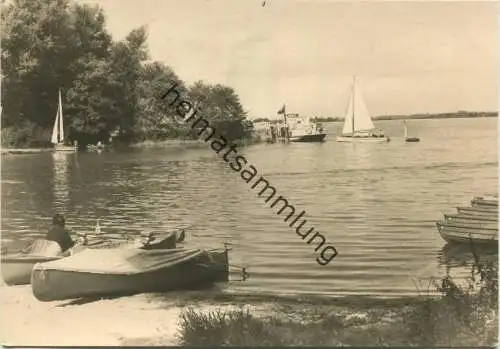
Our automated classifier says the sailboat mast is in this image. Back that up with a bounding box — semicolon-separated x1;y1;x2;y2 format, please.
351;76;356;135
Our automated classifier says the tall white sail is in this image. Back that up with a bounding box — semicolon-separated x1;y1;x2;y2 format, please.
58;90;64;142
342;78;375;135
51;106;60;144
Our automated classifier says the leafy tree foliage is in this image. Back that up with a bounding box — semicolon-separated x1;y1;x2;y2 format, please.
1;0;252;148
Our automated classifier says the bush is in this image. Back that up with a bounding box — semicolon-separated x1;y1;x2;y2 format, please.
1;121;52;148
176;249;497;347
403;248;498;346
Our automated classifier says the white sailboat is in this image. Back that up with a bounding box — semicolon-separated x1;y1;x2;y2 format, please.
51;90;77;152
336;77;390;143
403;120;420;142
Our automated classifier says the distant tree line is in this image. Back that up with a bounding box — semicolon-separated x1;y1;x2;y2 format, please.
1;0;252;148
253;111;498;123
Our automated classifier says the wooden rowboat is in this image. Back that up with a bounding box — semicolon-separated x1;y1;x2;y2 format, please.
31;247;229;302
436;221;498;245
456;206;498;216
471;196;498;208
444;213;498;223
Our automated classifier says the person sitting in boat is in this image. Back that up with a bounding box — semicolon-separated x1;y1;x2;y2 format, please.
46;214;76;254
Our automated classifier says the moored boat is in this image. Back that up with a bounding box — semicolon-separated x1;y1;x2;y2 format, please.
457;206;498;216
471;196;498;208
444;213;498;223
31;246;229;302
436;221;498;245
278;108;327;143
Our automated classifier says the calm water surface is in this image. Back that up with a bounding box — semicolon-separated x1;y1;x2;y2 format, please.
1;118;497;297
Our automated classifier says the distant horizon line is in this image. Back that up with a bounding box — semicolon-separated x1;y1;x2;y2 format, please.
250;110;498;122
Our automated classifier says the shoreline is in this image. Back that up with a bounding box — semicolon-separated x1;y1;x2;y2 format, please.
0;148;53;155
0;285;451;346
1;282;496;347
1;116;495;152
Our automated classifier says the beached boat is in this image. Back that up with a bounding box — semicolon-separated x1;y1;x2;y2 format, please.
51;90;77;152
1;240;64;285
457;206;498;216
336;77;389;143
31;246;229;302
436;221;498;245
1;231;182;286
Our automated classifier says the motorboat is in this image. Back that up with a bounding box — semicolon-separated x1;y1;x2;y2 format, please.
1;231;183;286
31;246;229;302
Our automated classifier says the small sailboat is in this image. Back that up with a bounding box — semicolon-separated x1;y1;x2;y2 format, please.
51;90;77;152
336;77;389;143
403;120;420;142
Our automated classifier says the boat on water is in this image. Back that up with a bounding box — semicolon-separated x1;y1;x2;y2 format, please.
286;114;327;143
403;120;420;142
1;231;182;286
31;246;229;302
51;90;77;152
457;206;498;216
436;221;498;245
445;213;498;223
336;77;389;143
471;195;498;208
276;105;326;143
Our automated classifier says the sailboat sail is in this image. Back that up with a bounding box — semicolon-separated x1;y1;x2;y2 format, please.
58;90;64;142
51;106;60;144
342;78;375;135
51;90;64;145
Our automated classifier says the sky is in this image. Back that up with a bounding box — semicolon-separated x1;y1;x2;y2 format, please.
78;0;498;119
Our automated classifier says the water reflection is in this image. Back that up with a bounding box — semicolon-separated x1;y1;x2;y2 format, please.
51;152;72;214
438;242;498;270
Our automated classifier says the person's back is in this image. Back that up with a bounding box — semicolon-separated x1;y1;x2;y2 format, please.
46;214;75;252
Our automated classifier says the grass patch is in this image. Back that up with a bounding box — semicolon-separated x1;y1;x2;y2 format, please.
176;252;497;346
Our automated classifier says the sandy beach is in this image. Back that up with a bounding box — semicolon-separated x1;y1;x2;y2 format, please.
0;284;183;346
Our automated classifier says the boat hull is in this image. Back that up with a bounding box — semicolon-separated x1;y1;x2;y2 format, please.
445;213;498;223
457;206;498;216
471;197;498;208
436;221;498;245
336;136;389;143
1;255;61;285
53;144;77;152
31;248;229;302
290;133;327;143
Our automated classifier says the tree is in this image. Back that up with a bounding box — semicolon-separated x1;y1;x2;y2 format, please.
187;81;248;140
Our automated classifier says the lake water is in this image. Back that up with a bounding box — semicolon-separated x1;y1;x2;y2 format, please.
1;118;498;297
